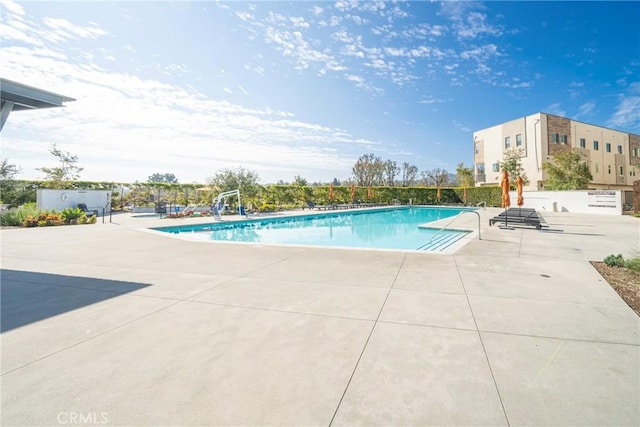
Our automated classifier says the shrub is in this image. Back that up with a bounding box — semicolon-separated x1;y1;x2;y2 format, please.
61;207;83;224
78;213;88;224
624;257;640;272
258;203;276;212
14;203;41;225
0;211;21;226
44;213;63;226
87;214;97;224
22;214;38;227
604;254;625;267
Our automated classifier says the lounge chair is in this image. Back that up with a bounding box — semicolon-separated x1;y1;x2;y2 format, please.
305;200;330;210
77;203;99;217
489;208;548;229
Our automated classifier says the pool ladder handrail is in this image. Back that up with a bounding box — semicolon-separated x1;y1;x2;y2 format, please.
427;210;482;245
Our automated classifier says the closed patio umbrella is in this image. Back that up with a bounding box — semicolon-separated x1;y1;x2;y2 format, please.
501;170;511;227
436;186;441;203
463;186;468;204
367;186;373;200
516;176;524;209
351;183;356;202
329;183;334;204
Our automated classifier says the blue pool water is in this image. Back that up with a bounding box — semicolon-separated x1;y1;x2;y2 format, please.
153;206;475;252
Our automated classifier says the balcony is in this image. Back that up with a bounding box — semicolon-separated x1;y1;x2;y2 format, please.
475;174;486;183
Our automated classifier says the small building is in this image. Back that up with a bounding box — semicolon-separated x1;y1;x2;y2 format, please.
473;112;640;191
37;189;111;216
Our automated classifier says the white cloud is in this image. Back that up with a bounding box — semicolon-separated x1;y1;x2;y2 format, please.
500;78;531;89
42;17;108;41
0;8;376;183
607;82;640;130
0;0;24;16
235;11;254;22
574;101;596;118
452;120;470;132
544;103;567;117
289;16;310;29
418;96;442;105
460;44;499;61
344;73;382;93
265;26;345;72
455;12;502;39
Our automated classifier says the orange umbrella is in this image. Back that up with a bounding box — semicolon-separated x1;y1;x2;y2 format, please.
463;187;468;204
516;176;524;207
501;170;511;209
367;186;373;200
351;183;356;202
329;183;334;203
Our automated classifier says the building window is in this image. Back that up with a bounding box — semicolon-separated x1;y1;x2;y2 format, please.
619;166;624;176
579;138;586;148
595;163;599;173
633;148;639;157
593;140;599;150
516;134;522;147
551;133;559;144
476;164;485;174
492;163;500;172
561;134;568;145
617;145;623;154
505;136;511;149
606;143;611;153
608;165;611;174
474;143;479;154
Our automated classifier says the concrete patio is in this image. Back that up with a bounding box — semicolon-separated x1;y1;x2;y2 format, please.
1;207;639;426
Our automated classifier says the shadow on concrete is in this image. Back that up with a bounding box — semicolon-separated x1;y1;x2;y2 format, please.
1;270;151;332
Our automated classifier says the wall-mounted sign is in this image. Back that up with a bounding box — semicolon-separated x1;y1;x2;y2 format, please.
587;190;617;208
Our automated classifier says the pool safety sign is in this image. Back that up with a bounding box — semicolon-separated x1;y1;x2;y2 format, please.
587;190;617;208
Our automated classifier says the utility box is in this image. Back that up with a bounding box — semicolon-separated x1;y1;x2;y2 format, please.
37;190;111;215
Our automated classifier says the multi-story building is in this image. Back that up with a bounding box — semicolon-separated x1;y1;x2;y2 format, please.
473;112;640;191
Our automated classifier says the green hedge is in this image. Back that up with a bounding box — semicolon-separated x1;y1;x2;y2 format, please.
0;180;505;210
261;185;503;209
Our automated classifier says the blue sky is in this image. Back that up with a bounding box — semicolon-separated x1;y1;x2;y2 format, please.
1;0;639;184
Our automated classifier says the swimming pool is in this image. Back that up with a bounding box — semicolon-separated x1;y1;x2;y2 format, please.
152;206;476;252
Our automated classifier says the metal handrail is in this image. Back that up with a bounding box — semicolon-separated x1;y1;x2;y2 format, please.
427;209;482;244
476;200;487;207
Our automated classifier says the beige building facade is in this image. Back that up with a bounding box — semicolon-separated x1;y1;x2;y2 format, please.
473;112;640;191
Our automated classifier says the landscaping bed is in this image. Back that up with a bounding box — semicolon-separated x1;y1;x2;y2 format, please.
591;261;640;317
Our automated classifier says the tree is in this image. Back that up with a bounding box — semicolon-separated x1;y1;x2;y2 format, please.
424;168;450;187
0;157;21;180
352;153;384;186
401;162;418;187
292;175;307;186
456;162;475;188
0;157;22;205
206;167;261;199
500;149;529;189
37;143;83;189
148;173;178;183
542;148;593;190
382;160;398;186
